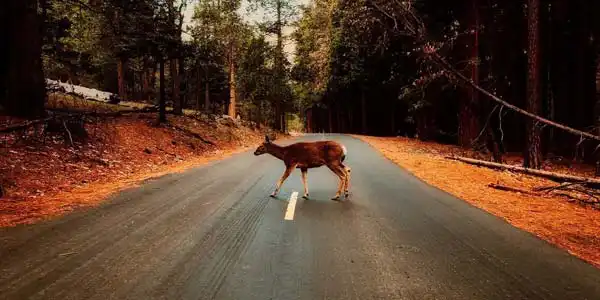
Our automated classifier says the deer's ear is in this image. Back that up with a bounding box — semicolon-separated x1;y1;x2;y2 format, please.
265;135;270;143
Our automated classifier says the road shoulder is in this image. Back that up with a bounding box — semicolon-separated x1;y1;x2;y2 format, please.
354;135;600;268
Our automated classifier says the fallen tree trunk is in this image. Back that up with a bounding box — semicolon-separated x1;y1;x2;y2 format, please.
447;156;600;185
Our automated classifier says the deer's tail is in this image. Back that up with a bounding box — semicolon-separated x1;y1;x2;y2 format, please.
341;144;347;163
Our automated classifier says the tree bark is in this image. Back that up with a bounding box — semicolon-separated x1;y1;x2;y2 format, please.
276;0;285;131
595;56;600;175
205;79;211;112
196;67;201;110
361;88;367;134
117;57;127;101
458;0;481;147
171;58;182;115
158;59;167;123
179;57;186;112
142;58;150;102
524;0;543;169
2;0;46;118
150;62;157;102
306;108;313;133
328;106;333;133
228;52;236;118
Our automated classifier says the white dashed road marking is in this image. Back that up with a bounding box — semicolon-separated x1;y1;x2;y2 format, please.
284;191;299;221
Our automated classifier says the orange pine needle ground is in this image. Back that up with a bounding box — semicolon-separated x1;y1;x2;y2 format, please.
0;114;272;227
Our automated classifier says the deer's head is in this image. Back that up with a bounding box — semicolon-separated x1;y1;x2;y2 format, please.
254;135;271;156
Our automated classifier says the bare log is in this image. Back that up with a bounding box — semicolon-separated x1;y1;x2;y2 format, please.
447;156;600;185
487;183;535;195
534;182;581;193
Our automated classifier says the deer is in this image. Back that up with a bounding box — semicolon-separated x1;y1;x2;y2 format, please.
254;135;351;200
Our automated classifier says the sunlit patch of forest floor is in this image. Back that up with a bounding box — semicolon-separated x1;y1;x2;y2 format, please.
0;95;278;227
356;135;600;268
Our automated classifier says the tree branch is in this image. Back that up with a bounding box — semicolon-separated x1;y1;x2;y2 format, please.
430;53;600;142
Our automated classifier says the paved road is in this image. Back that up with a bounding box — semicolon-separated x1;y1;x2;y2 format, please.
1;135;600;300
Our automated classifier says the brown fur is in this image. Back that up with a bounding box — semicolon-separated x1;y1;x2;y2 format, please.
254;136;351;200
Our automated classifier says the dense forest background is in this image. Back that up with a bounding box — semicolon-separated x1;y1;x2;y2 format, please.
296;0;600;170
2;0;600;169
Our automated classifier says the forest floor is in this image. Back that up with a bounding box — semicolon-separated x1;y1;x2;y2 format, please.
356;135;600;268
0;94;277;227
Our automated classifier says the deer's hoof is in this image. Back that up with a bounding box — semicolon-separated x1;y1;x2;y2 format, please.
270;193;277;198
302;194;309;199
331;196;341;201
344;191;350;198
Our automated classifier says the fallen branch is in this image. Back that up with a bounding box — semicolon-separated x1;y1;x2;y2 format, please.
0;108;159;134
487;183;535;195
534;182;582;193
62;121;74;147
555;192;600;205
168;124;216;146
431;54;600;143
0;117;54;133
155;147;177;156
447;156;600;185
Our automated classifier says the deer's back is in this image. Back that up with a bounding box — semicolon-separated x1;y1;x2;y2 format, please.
283;141;344;168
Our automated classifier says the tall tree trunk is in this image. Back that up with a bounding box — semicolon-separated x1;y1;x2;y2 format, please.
276;0;285;131
228;51;236;118
142;58;150;102
179;57;186;112
458;0;481;147
150;62;157;102
348;106;354;133
171;58;182;115
391;99;396;135
0;3;7;112
361;88;367;134
336;102;342;133
595;56;600;175
328;106;333;133
2;0;46;118
205;79;211;112
306;108;313;133
117;57;127;101
158;59;167;123
196;67;201;110
524;0;543;169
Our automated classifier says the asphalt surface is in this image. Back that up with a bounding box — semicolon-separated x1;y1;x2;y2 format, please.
1;134;600;300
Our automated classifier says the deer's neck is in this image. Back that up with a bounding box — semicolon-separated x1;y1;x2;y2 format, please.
266;143;286;160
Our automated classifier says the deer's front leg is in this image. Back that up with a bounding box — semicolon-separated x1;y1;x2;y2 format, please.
271;164;296;197
301;168;309;199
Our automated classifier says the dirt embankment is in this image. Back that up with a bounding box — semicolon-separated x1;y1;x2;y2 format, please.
355;135;600;268
0;112;276;227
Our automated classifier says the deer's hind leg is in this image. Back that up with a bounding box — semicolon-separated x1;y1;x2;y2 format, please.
340;163;351;198
272;163;297;197
327;163;347;201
